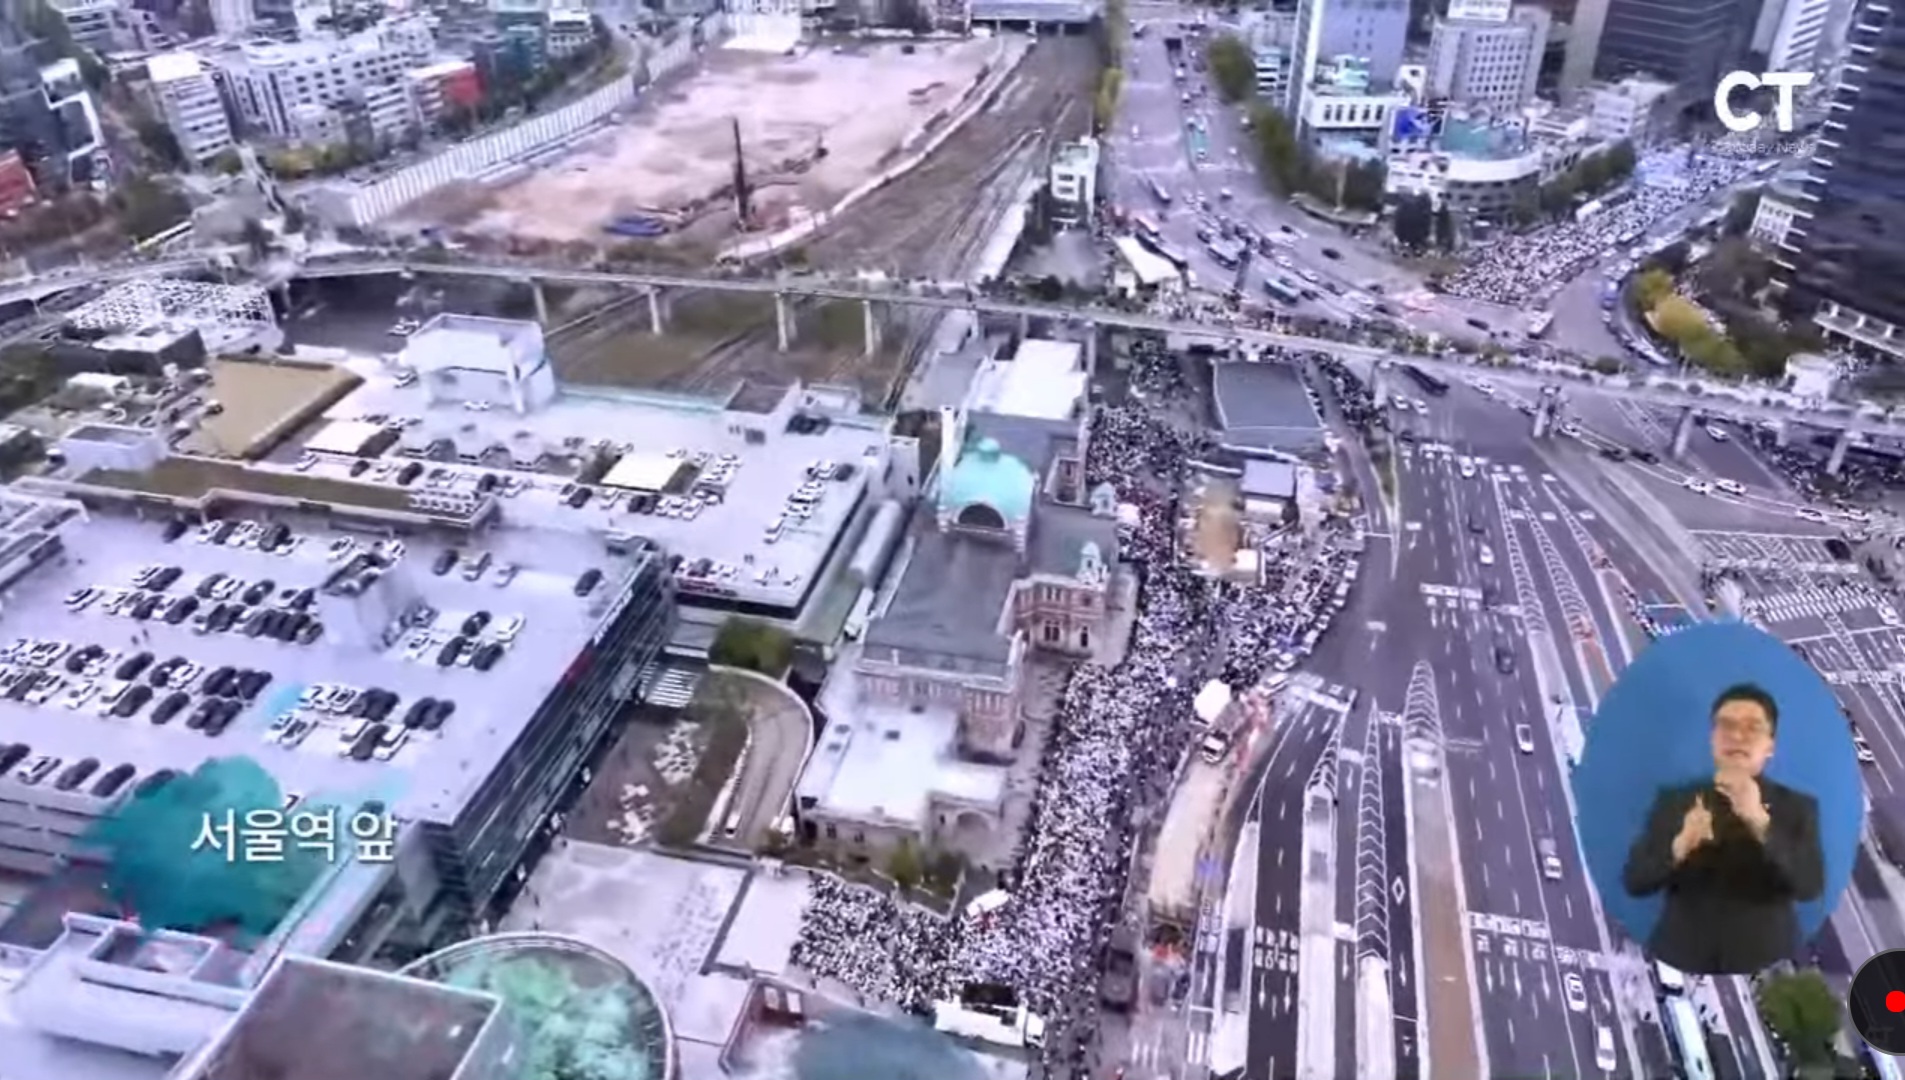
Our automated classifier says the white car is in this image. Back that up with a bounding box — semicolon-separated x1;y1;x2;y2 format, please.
1564;973;1588;1012
1705;424;1729;442
1796;507;1828;524
1715;478;1745;496
1515;724;1535;753
1882;608;1901;627
1459;458;1477;479
1474;380;1496;397
1478;545;1496;567
1684;478;1714;496
1855;734;1877;764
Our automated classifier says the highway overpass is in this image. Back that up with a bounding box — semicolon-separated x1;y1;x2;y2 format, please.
9;253;1902;441
292;257;1905;440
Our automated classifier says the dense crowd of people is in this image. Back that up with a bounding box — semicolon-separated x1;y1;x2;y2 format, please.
789;359;1364;1076
1441;150;1763;307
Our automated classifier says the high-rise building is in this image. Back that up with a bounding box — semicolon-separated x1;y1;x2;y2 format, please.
1753;0;1833;71
1285;0;1411;114
1426;3;1551;112
1591;0;1753;102
147;52;234;164
1776;0;1905;360
208;0;255;38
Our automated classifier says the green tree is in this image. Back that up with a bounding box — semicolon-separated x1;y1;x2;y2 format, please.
1432;204;1457;251
1392;192;1432;248
210;148;243;176
1652;294;1709;341
886;839;923;891
83;758;327;940
709;618;793;676
1646;239;1692;276
1723;189;1762;237
1756;969;1841;1067
1246;103;1305;194
1094;67;1125;131
111;174;192;241
1602;139;1637;183
1631;267;1675;310
1341;159;1387;211
1206;34;1255;103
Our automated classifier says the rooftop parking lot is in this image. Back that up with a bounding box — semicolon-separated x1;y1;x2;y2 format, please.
0;511;648;824
281;376;889;612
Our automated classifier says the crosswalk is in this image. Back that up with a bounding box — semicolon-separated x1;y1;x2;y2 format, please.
1467;911;1609;971
1742;588;1898;623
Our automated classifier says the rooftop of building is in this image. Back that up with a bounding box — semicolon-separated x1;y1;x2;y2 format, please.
965;339;1088;422
187;955;498;1080
865;496;1114;667
0;499;658;825
1438;117;1531;160
313;371;888;612
1212;360;1323;436
797;655;1008;827
146;52;205;83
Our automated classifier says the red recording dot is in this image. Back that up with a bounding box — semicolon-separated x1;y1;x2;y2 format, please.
1886;990;1905;1013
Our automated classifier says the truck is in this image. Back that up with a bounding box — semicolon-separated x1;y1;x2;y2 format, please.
1101;927;1139;1011
1195;679;1240;763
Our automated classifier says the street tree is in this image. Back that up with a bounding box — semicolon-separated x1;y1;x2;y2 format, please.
1206;35;1254;103
1392;193;1433;249
1756;969;1841;1067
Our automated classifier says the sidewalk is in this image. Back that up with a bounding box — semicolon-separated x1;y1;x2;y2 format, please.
1405;743;1484;1079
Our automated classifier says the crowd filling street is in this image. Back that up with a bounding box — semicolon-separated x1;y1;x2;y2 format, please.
1441;151;1763;307
789;363;1373;1077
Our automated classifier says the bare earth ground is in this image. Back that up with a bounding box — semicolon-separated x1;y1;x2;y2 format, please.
545;36;1098;402
454;39;1002;245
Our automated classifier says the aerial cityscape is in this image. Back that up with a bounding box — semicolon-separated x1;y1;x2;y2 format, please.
0;0;1895;1075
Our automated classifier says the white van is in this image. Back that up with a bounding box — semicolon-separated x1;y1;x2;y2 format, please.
1715;478;1745;496
1595;1025;1616;1071
1538;837;1563;880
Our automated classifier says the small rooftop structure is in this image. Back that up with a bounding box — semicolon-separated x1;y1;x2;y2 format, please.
939;437;1037;524
401;314;555;415
145;51;205;84
1241;459;1299;501
1210;361;1326;458
966;338;1087;421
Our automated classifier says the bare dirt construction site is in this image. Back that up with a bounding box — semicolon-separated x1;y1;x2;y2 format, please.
536;34;1101;408
454;38;1005;245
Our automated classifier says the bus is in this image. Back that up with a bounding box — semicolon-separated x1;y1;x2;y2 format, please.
1149;178;1173;206
1663;997;1715;1080
1262;277;1303;304
1151;242;1191;271
932;1000;1046;1052
1526;311;1555;338
1402;364;1450;397
1131;214;1162;247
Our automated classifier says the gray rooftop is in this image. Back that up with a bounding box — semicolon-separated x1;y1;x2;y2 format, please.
866;519;1019;665
1241;460;1298;500
189;956;496;1080
0;508;651;826
308;377;890;613
966;411;1078;477
1211;361;1322;435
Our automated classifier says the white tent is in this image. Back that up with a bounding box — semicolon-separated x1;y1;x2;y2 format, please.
1194;679;1233;725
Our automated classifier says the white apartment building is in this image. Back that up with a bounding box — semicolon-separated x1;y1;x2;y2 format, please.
146;52;234;165
214;18;434;144
1424;4;1550;113
45;0;127;53
1586;76;1674;145
1048;137;1098;227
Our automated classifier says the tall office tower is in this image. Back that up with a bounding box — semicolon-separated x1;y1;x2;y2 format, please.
1285;0;1410;114
1764;0;1833;70
1590;0;1753;102
1426;1;1552;112
209;0;255;37
1776;0;1905;360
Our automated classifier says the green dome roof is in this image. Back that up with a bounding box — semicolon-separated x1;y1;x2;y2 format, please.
940;437;1035;522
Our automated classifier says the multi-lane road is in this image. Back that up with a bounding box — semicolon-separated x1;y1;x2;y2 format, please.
1231;366;1904;1079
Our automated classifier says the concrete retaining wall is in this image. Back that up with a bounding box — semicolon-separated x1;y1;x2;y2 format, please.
721;36;1033;263
340;20;731;228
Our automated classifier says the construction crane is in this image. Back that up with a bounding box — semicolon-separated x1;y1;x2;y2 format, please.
731;117;753;230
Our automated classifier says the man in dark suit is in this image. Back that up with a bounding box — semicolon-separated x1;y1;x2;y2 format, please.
1623;682;1826;975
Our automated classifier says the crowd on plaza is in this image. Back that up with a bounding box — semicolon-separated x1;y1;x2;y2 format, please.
1440;152;1763;307
789;361;1365;1076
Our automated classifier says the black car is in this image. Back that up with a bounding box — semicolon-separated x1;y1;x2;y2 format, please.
161;519;189;543
436;638;466;668
420;699;456;731
1493;645;1516;675
1598;446;1628;462
1826;537;1854;561
116;652;155;681
1629;447;1659;464
1320;247;1341;260
236;670;271;701
203;666;236;696
349;459;372;477
1467;514;1486;535
433;549;460;576
113;684;154;718
573;568;603;597
242;580;275;606
150;691;190;725
462;612;491;636
402;698;437;728
472;643;505;672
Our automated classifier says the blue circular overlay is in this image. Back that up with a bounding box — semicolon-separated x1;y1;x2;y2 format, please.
1572;620;1863;949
